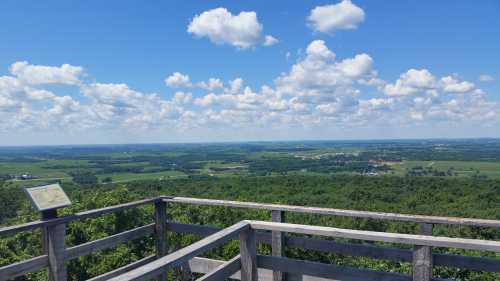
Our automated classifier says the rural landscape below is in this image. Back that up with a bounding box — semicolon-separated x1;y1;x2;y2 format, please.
1;1;499;281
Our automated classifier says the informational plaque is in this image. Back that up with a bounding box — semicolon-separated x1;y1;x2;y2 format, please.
25;183;72;212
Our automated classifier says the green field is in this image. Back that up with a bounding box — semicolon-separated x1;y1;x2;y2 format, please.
393;160;500;178
97;170;187;182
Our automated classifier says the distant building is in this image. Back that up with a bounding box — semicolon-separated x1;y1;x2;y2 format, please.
19;173;33;180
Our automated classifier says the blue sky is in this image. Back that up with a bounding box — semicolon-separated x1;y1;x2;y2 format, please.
0;1;499;145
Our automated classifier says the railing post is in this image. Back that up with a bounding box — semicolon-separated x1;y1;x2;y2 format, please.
47;221;67;281
271;210;285;281
239;228;258;281
41;209;59;281
155;199;168;281
413;223;433;281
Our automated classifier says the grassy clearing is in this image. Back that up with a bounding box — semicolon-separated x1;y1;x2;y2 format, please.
392;160;500;178
0;162;69;178
97;170;187;182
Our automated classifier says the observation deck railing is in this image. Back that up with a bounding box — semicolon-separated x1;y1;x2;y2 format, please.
0;196;499;281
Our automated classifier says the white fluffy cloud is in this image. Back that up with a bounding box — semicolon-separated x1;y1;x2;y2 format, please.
165;72;191;87
275;40;374;95
384;69;476;96
197;78;224;91
384;69;437;96
1;43;498;140
10;61;83;85
263;35;279;46
440;76;474;93
308;0;365;33
187;8;264;49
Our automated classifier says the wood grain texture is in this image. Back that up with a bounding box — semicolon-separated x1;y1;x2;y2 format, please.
258;255;413;281
0;255;48;281
47;223;67;281
163;196;500;227
413;223;433;281
41;209;58;281
255;255;463;281
195;255;241;281
248;220;500;252
107;221;250;281
86;255;156;281
188;257;275;280
240;229;258;281
65;224;155;260
154;201;168;281
271;210;285;281
166;221;500;272
0;197;157;237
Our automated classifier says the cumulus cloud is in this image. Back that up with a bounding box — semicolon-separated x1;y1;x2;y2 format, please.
384;69;476;96
275;40;374;96
440;76;474;93
308;0;365;33
1;45;498;139
197;78;224;91
384;69;437;96
187;7;264;49
165;72;191;87
10;61;83;85
172;92;193;104
263;35;279;46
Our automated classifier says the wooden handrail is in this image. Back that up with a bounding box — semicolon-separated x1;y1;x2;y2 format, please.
1;195;500;281
0;197;158;237
105;220;500;281
2;194;499;237
163;196;500;228
107;221;251;281
165;221;500;272
247;220;500;252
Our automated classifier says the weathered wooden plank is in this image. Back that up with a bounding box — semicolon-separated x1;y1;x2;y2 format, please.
41;209;58;281
258;255;412;281
65;224;155;260
47;223;67;281
71;197;158;222
0;220;47;237
196;255;241;281
433;253;500;272
0;255;48;281
168;222;411;262
167;222;272;244
413;223;433;281
286;235;412;262
154;201;168;281
271;210;285;281
0;197;157;237
187;256;456;281
240;229;258;281
248;220;500;252
86;255;156;281
167;222;500;272
163;196;500;228
189;257;275;280
107;221;250;281
3;194;499;238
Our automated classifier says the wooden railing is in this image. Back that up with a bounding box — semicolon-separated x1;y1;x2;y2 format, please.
0;195;499;281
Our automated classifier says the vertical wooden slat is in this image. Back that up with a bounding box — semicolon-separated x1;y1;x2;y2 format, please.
47;222;67;281
155;200;168;281
240;228;258;281
271;210;285;281
413;223;433;281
